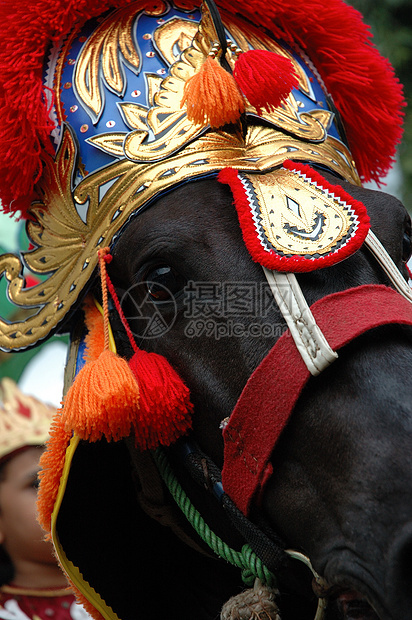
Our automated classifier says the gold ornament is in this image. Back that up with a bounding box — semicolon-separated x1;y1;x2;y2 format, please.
242;168;355;257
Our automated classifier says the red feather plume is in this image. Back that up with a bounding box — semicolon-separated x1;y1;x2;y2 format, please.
0;0;405;218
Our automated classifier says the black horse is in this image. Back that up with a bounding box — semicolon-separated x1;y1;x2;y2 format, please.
55;169;412;620
0;0;409;616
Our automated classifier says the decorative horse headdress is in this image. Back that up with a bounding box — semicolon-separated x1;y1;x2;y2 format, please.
0;0;404;352
0;1;405;617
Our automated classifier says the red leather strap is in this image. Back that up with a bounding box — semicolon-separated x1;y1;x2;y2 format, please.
222;284;412;515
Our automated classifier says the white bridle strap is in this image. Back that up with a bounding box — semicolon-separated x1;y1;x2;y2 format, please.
365;230;412;303
223;284;412;514
264;230;412;375
263;268;338;376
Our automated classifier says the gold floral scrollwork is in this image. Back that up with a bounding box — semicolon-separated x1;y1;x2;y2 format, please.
0;118;359;352
153;17;198;66
87;132;128;157
112;11;332;163
74;3;166;122
0;126;97;352
75;3;336;167
123;28;208;162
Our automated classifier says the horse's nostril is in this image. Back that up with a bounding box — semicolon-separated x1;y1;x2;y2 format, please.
386;526;412;617
337;593;378;620
392;533;412;591
325;590;379;620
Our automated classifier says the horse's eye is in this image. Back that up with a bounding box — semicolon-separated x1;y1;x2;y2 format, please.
402;217;412;263
144;264;185;302
402;232;412;263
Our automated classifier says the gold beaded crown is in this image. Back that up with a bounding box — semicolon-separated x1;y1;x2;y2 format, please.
0;378;55;462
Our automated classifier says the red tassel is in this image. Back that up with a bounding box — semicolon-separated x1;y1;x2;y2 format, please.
128;349;193;450
233;50;299;115
181;56;245;128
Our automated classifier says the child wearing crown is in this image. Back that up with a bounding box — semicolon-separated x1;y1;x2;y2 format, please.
0;378;90;620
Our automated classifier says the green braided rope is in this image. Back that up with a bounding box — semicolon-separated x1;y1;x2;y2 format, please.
153;448;275;588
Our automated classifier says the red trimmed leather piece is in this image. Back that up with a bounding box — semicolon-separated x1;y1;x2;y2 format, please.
222;284;412;514
218;163;371;273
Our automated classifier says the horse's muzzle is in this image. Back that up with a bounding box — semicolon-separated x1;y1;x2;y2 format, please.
326;590;380;620
321;524;412;620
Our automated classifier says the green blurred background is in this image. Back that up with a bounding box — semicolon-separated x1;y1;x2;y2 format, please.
0;215;68;405
348;0;412;211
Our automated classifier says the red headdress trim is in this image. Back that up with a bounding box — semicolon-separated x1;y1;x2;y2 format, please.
0;0;405;218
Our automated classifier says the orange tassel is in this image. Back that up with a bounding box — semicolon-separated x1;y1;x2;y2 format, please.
128;349;193;450
59;245;193;449
181;56;245;128
83;295;105;363
61;349;140;442
37;414;72;535
59;248;141;443
233;50;299;115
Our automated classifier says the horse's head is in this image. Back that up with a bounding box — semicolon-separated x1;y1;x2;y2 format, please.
106;170;412;620
0;1;411;619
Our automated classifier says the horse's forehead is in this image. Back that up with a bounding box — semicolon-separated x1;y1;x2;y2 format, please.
116;178;232;228
111;179;232;256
